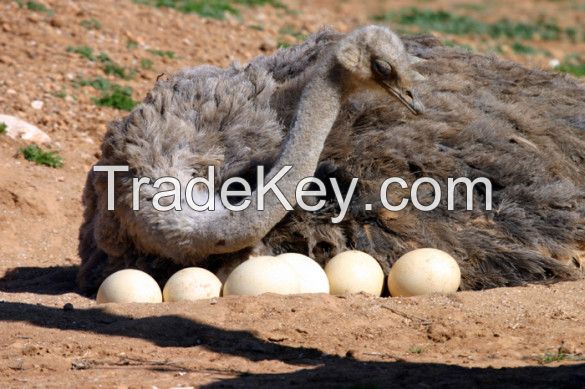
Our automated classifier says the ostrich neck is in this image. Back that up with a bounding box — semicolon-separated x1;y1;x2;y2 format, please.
201;59;343;255
264;61;344;206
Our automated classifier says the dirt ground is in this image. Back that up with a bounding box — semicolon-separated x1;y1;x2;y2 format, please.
1;0;584;387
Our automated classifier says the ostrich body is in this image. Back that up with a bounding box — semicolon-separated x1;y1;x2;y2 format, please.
78;26;585;293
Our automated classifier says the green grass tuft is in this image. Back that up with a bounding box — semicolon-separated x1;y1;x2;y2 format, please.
133;0;285;20
372;8;580;41
557;63;585;77
66;46;95;61
565;27;577;42
52;90;67;99
542;351;568;364
80;18;102;30
73;77;137;110
140;58;153;70
555;54;585;77
237;0;283;5
20;145;64;168
373;8;481;35
67;49;135;79
0;122;7;135
97;53;136;80
93;85;137;111
147;49;176;59
127;39;139;49
558;63;585;77
511;41;536;55
73;77;112;91
134;0;236;19
409;346;424;354
540;347;585;364
25;0;53;14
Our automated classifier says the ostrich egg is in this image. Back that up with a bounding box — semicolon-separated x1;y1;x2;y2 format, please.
223;256;299;296
277;253;330;294
96;269;162;304
388;248;461;297
163;267;222;302
324;250;384;296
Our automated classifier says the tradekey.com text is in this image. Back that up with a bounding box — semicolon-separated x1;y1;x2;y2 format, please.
95;165;493;224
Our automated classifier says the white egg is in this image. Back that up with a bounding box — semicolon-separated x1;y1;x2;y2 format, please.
163;267;222;302
223;256;299;296
324;250;384;296
96;269;162;304
388;248;461;297
277;253;330;294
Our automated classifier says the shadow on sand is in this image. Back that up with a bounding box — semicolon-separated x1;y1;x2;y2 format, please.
0;297;584;388
0;265;80;295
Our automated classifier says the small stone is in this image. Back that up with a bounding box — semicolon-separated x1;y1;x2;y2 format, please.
17;94;28;106
63;303;74;311
0;114;51;144
549;59;560;68
0;55;14;65
280;35;297;47
31;100;44;110
50;17;65;28
345;349;357;358
26;13;40;23
259;38;276;52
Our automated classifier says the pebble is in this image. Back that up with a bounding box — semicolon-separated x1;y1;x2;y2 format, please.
259;38;276;52
31;100;44;110
279;35;297;46
0;114;51;144
50;17;65;28
549;59;560;68
0;55;14;65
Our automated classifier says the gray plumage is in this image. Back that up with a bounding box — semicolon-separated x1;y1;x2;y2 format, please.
78;26;585;293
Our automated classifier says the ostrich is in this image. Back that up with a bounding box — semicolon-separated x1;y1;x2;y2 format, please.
78;26;585;293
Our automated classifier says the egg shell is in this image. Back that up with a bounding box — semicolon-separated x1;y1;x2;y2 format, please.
96;269;162;304
277;253;330;294
163;267;222;302
388;248;461;297
223;256;299;296
324;250;384;296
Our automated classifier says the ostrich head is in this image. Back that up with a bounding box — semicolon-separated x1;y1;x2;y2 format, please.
335;25;424;114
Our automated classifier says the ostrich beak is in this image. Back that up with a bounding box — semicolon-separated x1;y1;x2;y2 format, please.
384;83;424;115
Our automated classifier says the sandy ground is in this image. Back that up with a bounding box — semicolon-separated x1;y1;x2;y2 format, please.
1;0;584;387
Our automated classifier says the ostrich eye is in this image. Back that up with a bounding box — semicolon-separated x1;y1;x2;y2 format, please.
373;59;392;77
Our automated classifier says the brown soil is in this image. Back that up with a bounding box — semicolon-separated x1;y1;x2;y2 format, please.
1;0;584;387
